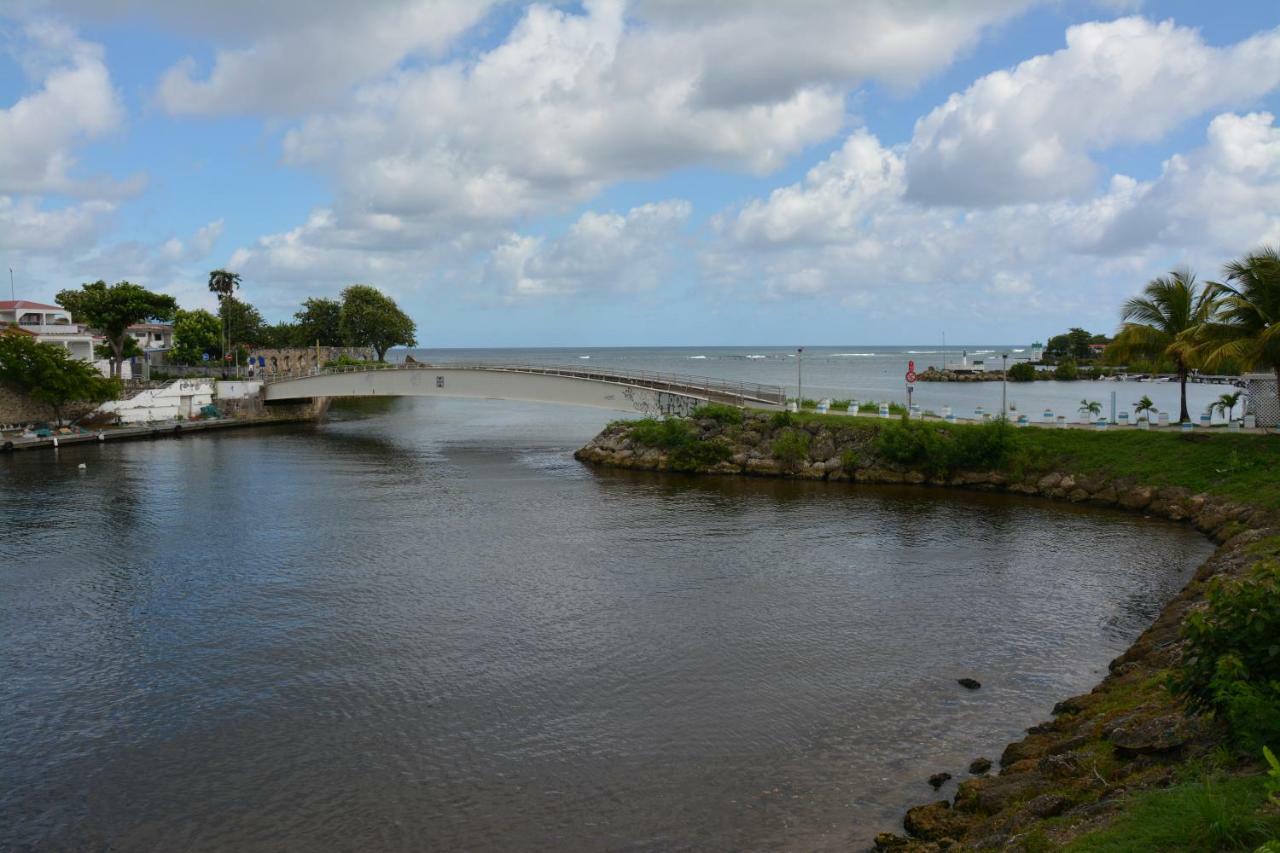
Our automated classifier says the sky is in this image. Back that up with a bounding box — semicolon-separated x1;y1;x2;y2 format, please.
1;0;1278;347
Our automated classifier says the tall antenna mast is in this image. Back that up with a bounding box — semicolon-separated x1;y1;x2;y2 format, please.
8;268;13;302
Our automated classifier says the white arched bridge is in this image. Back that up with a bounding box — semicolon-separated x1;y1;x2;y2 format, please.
262;362;787;416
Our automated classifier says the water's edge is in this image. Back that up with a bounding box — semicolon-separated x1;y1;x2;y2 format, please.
575;423;1277;849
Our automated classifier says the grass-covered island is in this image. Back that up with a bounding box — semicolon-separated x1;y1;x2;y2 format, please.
575;406;1280;851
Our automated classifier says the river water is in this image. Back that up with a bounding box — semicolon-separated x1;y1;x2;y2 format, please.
1;396;1213;851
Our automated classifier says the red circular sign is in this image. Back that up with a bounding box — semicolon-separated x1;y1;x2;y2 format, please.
906;370;917;383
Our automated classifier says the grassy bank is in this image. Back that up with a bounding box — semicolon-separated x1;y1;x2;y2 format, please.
580;409;1280;850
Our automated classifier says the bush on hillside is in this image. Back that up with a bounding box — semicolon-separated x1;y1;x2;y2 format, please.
628;416;731;471
692;403;743;425
1007;362;1037;382
770;428;811;467
1054;359;1080;380
876;420;1018;475
1173;559;1280;751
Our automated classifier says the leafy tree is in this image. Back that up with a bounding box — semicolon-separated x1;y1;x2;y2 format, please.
94;336;143;374
1046;328;1094;361
1197;246;1280;392
218;296;264;349
1106;269;1216;423
0;329;119;424
1053;358;1079;380
339;284;417;361
1079;399;1102;418
259;321;301;349
171;309;222;365
294;297;345;346
1133;395;1157;422
55;280;178;379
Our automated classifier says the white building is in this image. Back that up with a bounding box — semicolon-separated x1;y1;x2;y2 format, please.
0;300;96;363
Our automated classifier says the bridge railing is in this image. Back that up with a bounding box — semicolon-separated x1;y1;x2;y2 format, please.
263;361;787;407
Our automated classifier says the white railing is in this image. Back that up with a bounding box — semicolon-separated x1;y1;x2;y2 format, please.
262;361;788;406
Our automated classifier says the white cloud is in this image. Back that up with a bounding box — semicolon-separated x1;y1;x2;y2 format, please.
0;20;132;197
156;0;494;115
485;200;692;298
230;0;1034;290
0;195;114;252
905;17;1280;204
706;112;1280;327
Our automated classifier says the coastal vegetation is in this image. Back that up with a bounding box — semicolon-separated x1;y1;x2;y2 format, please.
0;329;120;423
54;280;178;378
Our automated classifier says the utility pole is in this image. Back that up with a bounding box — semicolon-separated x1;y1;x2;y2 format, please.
797;346;804;412
1001;352;1009;420
8;268;14;301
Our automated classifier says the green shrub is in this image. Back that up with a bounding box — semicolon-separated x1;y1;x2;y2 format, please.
692;403;743;425
628;416;731;471
876;420;949;472
951;420;1017;470
1007;362;1037;382
1054;359;1080;380
771;428;811;466
840;447;859;473
630;417;693;449
769;410;794;429
858;401;907;415
830;399;852;412
876;420;1019;475
1173;559;1280;750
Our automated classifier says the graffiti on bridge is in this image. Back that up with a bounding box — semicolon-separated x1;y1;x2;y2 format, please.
624;387;701;417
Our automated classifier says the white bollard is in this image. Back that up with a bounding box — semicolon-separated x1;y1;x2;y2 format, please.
1199;413;1211;429
1095;419;1108;431
1117;411;1130;426
1245;414;1257;429
1138;417;1150;431
1042;409;1054;423
878;403;890;419
941;405;952;419
1157;412;1170;428
1181;420;1194;432
1229;419;1241;432
1056;415;1067;429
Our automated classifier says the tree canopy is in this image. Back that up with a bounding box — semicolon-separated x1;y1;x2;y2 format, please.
294;297;345;347
1045;328;1097;361
0;330;119;423
1107;268;1217;422
218;296;265;348
55;280;177;378
171;308;222;365
1197;246;1280;388
339;285;416;361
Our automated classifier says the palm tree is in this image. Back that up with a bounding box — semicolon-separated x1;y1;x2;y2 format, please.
1079;399;1102;420
1133;395;1156;422
207;269;241;371
1107;268;1217;423
1208;390;1243;423
1197;246;1280;392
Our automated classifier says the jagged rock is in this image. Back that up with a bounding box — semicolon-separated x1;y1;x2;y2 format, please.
1119;485;1155;510
873;832;911;849
1037;473;1062;490
1022;793;1071;819
1105;713;1195;756
999;733;1053;767
968;757;992;775
1037;752;1082;781
1052;693;1096;716
904;801;970;841
929;772;953;789
958;678;981;690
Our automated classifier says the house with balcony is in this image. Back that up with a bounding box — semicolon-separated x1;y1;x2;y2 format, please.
0;300;96;363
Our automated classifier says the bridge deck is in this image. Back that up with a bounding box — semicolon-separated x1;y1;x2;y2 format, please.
262;362;788;408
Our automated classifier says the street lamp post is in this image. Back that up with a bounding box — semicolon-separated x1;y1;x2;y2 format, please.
797;347;804;412
1001;352;1009;420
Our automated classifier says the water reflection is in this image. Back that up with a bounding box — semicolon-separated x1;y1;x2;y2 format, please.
0;399;1214;851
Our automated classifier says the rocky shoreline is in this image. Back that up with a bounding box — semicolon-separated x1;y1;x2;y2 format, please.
574;412;1278;849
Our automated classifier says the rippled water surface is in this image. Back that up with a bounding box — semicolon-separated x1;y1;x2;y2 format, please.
0;398;1213;851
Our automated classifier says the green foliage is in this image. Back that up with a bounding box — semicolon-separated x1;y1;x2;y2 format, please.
769;410;794;429
875;419;1018;475
840;447;859;473
55;280;177;378
1062;774;1280;852
1174;559;1280;750
171;308;222;365
218;297;265;347
1079;398;1102;416
830;399;852;411
94;335;142;367
1209;391;1243;422
628;417;729;471
339;284;417;361
258;321;300;349
1006;361;1037;381
1053;359;1079;380
692;403;744;425
1198;245;1280;380
1046;328;1097;361
1133;395;1157;419
0;330;119;423
294;297;346;347
857;401;907;414
1265;745;1280;804
770;428;811;466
